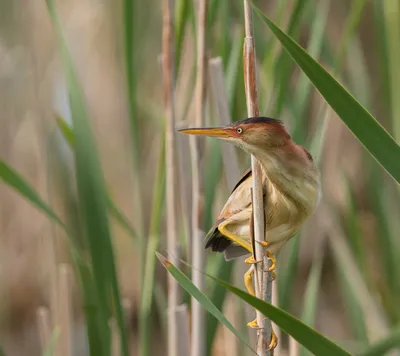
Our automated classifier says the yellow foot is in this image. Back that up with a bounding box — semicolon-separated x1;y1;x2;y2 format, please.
244;255;261;265
264;251;276;272
247;321;279;350
247;318;259;329
268;329;278;351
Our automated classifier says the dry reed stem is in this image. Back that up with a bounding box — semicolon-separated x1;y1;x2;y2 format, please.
288;336;300;356
175;304;191;356
37;306;52;353
162;1;181;355
57;264;73;356
243;1;273;355
191;1;207;356
209;57;241;189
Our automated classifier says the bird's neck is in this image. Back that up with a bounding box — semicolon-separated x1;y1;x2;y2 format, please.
253;142;320;211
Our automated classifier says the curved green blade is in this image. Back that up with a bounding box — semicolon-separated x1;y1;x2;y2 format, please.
159;253;350;356
252;4;400;184
0;159;65;229
55;116;138;242
210;275;351;356
46;0;129;354
156;253;255;354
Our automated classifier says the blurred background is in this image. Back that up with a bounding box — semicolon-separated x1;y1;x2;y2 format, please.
0;0;399;355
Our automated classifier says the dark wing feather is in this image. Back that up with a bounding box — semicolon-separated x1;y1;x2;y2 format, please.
204;218;230;251
205;168;252;253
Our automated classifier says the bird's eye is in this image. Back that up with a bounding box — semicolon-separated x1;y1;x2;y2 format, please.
236;127;243;134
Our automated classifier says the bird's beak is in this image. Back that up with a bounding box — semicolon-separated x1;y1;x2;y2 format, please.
178;126;234;138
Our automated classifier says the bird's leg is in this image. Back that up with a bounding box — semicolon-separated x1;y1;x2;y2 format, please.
244;265;256;296
244;265;259;328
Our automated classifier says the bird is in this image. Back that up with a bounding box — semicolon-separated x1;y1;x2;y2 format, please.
179;116;321;350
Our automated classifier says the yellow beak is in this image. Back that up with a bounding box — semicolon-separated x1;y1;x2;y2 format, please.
178;127;233;138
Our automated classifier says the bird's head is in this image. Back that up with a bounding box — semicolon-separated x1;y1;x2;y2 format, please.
179;117;291;155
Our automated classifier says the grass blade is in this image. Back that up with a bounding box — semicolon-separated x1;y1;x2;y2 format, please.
46;1;129;354
55;116;138;242
139;137;166;356
252;4;400;184
205;257;235;354
156;253;254;353
209;274;351;356
42;328;60;356
158;253;350;356
382;0;400;140
0;159;65;229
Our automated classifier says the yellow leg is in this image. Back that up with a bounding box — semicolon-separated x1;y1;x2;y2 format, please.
242;241;278;330
244;265;259;328
268;328;278;351
244;265;256;296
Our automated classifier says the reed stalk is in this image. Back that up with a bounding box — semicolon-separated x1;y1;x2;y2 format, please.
57;264;73;356
36;307;52;353
191;0;207;355
162;1;181;355
243;1;274;355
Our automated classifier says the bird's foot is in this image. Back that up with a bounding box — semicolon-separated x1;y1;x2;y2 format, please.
247;318;260;329
268;329;278;351
254;241;276;272
269;271;277;280
247;321;279;350
264;251;276;273
244;255;262;265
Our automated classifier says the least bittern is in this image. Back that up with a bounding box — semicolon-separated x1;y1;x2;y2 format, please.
179;117;321;350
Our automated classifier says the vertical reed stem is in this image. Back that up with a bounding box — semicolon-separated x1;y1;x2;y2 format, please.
58;264;73;356
243;1;273;355
162;1;181;355
191;1;207;355
37;307;52;353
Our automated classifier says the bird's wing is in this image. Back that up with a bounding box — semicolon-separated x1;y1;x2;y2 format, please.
205;169;253;252
218;169;253;221
231;168;251;193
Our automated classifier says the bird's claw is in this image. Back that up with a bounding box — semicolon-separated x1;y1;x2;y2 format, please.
255;240;270;248
245;256;262;265
247;319;261;329
264;251;276;272
268;329;278;351
247;320;278;350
